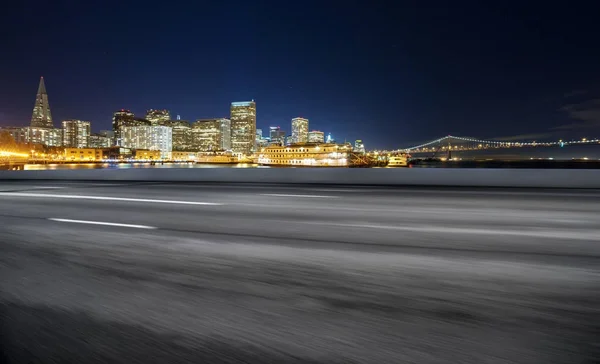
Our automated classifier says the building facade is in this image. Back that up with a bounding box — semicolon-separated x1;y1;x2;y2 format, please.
112;110;135;146
145;109;171;125
192;119;222;152
269;126;285;145
219;118;231;151
89;134;112;149
62;120;91;148
158;120;191;150
121;126;172;159
230;101;256;154
291;117;309;144
30;77;53;128
1;127;29;144
28;127;63;146
64;148;103;161
308;130;325;143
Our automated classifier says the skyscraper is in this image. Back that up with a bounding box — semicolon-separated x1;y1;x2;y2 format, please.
269;126;285;145
112;109;135;146
219;118;231;150
146;109;171;125
30;77;53;128
62;120;91;148
291;117;309;144
192;119;223;152
308;130;325;143
230;101;256;154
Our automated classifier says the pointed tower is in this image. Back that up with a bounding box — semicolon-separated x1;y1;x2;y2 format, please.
30;77;53;128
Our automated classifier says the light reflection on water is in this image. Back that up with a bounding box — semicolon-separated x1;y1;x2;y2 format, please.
24;163;271;170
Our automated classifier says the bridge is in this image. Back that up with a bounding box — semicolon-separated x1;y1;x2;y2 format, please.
396;135;599;155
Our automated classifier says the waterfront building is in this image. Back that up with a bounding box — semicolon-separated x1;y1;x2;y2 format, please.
230;101;256;154
30;77;53;128
64;148;103;161
121;125;172;159
308;130;325;143
291;117;309;144
62;120;91;148
133;149;161;160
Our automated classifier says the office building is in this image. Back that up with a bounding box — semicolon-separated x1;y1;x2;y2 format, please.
145;109;171;125
269;126;285;145
192;119;222;152
285;135;293;146
0;127;28;144
112;109;135;146
291;117;309;144
30;77;53;128
354;139;366;153
308;130;325;143
62;120;91;148
121;125;172;159
219;118;231;150
230;101;256;154
160;120;191;150
28;127;63;146
89;133;112;148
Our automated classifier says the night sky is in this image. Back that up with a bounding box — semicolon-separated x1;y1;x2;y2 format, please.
2;1;600;149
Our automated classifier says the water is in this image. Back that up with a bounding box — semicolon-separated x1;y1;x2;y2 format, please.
21;160;600;170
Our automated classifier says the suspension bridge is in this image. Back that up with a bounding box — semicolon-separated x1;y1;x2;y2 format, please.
397;135;599;155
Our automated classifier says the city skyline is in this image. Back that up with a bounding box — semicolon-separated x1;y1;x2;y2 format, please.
3;3;600;149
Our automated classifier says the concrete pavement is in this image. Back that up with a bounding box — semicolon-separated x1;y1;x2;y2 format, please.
1;181;599;363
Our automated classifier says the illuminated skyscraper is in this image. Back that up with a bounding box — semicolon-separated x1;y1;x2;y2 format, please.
308;130;325;143
220;118;231;150
269;126;285;145
112;110;135;146
291;117;309;144
192;119;224;152
230;101;256;154
89;133;112;148
30;77;53;128
62;120;91;148
121;126;172;159
161;120;191;151
145;109;171;125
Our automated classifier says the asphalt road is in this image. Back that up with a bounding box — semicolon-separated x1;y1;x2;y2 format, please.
1;181;599;363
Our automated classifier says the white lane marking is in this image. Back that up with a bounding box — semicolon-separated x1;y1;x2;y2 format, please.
29;186;66;189
0;192;223;205
311;189;365;193
49;218;157;229
260;193;338;198
289;221;600;241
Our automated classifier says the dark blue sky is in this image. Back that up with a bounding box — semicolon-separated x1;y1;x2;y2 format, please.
2;1;600;149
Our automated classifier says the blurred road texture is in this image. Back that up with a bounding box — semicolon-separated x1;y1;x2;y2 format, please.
1;181;599;363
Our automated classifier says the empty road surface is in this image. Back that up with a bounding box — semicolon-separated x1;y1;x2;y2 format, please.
1;181;599;363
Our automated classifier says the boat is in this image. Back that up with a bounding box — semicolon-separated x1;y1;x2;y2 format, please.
257;143;354;167
387;154;409;167
196;153;239;164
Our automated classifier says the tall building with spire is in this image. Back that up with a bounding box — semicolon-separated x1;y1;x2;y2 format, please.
30;77;53;128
